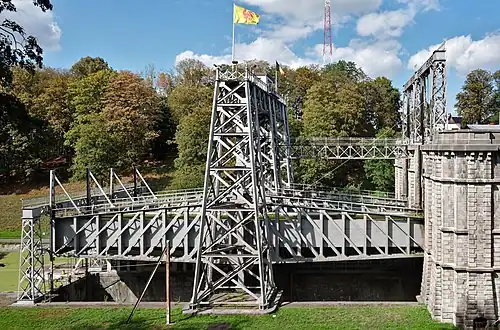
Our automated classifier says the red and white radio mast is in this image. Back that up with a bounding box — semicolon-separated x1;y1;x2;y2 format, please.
323;0;332;65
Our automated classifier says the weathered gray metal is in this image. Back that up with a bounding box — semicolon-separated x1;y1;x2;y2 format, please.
288;137;409;159
49;189;422;262
189;66;287;311
403;45;446;144
17;208;45;303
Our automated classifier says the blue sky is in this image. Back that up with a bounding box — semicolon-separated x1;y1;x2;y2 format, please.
5;0;500;114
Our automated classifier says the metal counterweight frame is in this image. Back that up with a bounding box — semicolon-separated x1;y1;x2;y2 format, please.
402;46;447;144
189;67;291;311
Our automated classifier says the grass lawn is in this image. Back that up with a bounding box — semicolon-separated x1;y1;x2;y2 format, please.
0;251;77;293
0;251;21;292
0;306;457;330
0;181;87;239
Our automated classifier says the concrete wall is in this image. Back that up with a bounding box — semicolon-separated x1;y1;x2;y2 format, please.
420;130;500;329
55;259;422;303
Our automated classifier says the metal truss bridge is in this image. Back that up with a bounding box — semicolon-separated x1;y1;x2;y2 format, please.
18;46;446;312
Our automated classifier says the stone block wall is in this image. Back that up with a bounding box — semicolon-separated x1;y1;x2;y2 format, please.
419;130;500;329
394;158;408;200
404;146;421;209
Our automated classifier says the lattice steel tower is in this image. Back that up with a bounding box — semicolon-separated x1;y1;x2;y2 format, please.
402;44;447;144
189;65;293;311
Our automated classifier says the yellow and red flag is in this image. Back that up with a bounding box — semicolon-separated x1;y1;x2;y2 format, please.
233;4;260;25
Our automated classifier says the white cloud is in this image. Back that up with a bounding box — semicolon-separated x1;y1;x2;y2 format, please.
356;8;415;38
356;0;440;39
239;0;382;43
176;0;408;79
177;38;403;79
323;39;403;77
397;0;440;12
408;33;500;75
0;0;61;51
176;37;316;69
241;0;382;20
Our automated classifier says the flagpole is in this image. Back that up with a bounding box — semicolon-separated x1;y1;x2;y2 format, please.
232;21;235;62
232;3;235;62
275;62;278;91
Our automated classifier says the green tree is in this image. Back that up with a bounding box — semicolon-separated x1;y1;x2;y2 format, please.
67;69;116;131
70;56;110;78
168;84;213;123
175;59;213;86
101;71;161;161
0;94;46;182
65;69;116;178
296;60;378;187
456;69;495;124
33;69;73;134
171;109;212;189
70;114;122;180
151;96;177;161
167;59;214;188
490;70;500;123
363;77;401;133
0;0;53;86
302;80;368;137
70;70;162;180
322;60;366;83
363;127;396;192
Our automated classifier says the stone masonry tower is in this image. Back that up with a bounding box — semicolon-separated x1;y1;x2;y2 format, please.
419;129;500;328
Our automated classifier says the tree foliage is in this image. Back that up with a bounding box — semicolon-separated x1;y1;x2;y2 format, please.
364;128;397;192
2;26;411;194
175;59;213;86
172;109;212;189
0;1;56;182
65;69;116;151
0;0;52;86
168;84;213;123
295;61;401;188
168;60;214;187
68;70;162;180
70;56;109;78
0;93;46;182
456;69;498;124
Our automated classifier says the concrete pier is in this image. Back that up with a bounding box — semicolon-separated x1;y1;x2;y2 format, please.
418;129;500;328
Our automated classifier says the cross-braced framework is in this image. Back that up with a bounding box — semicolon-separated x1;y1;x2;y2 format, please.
17;209;46;303
190;66;290;311
403;45;446;144
16;167;179;303
288;137;409;159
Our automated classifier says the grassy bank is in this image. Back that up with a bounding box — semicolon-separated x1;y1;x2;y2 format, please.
0;251;21;292
0;251;75;293
0;306;456;330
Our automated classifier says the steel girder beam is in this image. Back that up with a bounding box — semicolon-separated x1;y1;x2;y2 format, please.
190;67;285;311
53;206;202;262
288;138;408;159
403;47;446;144
278;188;408;208
269;205;423;263
268;195;418;217
51;197;424;264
